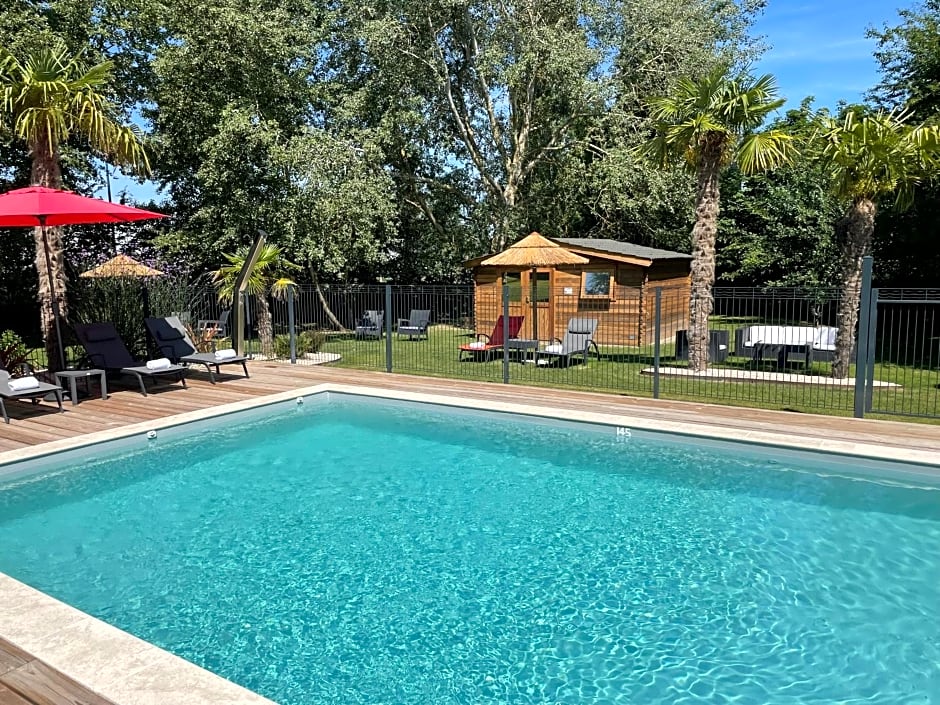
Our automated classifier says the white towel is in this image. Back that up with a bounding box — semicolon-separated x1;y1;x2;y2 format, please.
468;341;487;350
214;348;238;360
544;343;564;354
145;358;172;370
7;376;40;391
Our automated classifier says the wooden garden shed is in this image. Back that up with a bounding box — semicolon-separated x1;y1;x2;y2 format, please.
465;235;692;346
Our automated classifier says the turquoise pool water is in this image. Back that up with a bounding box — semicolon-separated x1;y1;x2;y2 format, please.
0;395;938;704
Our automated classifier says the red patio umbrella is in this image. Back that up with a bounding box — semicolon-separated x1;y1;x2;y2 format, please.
0;186;166;369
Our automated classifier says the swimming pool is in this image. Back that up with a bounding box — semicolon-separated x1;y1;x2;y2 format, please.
0;393;938;705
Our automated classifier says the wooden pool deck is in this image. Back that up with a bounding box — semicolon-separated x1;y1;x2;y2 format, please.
0;637;115;705
2;361;939;457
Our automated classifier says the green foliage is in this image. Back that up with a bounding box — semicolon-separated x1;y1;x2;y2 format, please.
0;42;150;175
0;329;29;371
213;244;298;303
870;0;940;115
643;68;795;176
273;330;326;358
812;106;940;208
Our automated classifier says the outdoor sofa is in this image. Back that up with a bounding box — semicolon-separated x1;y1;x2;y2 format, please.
734;325;839;367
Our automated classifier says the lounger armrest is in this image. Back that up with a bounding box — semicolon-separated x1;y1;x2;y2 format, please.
475;333;492;343
397;318;410;327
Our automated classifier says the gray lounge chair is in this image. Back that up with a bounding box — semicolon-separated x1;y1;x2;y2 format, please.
397;309;431;340
355;310;384;339
0;369;64;423
145;316;249;384
74;322;188;396
536;318;599;367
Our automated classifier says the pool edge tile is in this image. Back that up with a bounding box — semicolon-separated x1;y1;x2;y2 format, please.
0;574;278;705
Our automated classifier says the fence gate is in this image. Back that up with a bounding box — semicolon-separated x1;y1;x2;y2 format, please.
862;287;940;419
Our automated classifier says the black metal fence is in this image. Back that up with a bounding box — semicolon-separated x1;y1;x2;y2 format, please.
9;257;940;421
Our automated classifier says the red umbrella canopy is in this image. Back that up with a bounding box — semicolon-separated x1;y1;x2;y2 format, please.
0;186;165;226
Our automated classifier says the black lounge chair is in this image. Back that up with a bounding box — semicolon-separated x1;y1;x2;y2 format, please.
74;322;187;396
355;310;384;339
145;316;249;384
0;369;64;424
535;318;599;368
397;309;431;340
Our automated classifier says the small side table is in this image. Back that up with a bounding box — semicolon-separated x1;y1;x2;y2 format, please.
507;338;539;364
55;369;108;406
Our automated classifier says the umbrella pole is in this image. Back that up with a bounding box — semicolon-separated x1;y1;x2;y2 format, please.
530;267;538;343
39;217;67;370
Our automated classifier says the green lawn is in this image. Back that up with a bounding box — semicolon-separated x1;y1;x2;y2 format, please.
308;324;940;424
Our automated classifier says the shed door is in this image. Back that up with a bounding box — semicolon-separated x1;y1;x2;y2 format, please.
524;270;553;341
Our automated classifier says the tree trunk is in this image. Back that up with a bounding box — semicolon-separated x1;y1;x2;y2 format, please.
256;294;274;355
831;198;876;378
687;140;723;373
309;268;347;331
30;140;69;371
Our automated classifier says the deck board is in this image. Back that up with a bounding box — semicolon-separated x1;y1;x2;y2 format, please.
0;640;115;705
1;362;938;456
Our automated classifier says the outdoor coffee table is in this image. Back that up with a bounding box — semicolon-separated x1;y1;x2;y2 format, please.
55;368;108;406
507;338;539;363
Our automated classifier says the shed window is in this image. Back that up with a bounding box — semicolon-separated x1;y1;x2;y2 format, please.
581;270;613;298
503;273;522;302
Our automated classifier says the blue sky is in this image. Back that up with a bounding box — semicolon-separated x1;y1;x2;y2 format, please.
751;0;913;111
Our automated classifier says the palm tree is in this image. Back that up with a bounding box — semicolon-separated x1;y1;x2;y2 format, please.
815;107;940;378
213;244;299;354
0;42;149;369
644;68;794;372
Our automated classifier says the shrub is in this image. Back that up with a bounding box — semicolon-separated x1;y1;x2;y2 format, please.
0;330;30;374
273;330;326;358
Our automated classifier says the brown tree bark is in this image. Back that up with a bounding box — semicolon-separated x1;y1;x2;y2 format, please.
30;138;69;371
687;137;724;373
831;198;876;378
255;294;275;356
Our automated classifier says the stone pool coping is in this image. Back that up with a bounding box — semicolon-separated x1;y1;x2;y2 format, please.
1;380;938;705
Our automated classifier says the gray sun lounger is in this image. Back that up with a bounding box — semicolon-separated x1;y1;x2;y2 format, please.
0;369;64;424
355;310;385;339
535;318;599;368
145;316;249;384
397;309;431;340
74;322;188;396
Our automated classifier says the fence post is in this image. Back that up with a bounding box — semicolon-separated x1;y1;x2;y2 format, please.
385;284;393;373
865;287;879;412
502;276;510;384
653;287;662;399
853;256;874;418
287;286;297;364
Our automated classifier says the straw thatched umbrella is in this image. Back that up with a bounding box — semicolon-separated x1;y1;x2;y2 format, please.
481;232;588;341
79;254;164;279
80;255;164;323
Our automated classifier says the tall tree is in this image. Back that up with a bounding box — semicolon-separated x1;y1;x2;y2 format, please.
0;42;149;368
643;68;794;372
350;0;605;251
813;107;940;378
